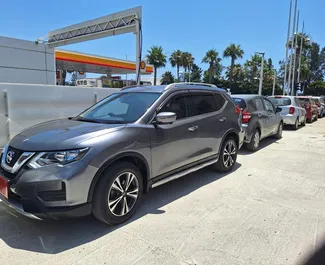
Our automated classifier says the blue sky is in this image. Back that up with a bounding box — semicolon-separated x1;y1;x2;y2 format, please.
1;0;324;78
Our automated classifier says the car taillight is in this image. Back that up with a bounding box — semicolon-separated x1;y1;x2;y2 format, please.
289;106;295;114
235;105;241;115
242;109;251;123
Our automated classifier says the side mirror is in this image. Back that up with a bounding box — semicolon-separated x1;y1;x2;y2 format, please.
276;107;282;113
155;112;177;124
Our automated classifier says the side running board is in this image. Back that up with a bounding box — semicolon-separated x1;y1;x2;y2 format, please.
151;157;219;188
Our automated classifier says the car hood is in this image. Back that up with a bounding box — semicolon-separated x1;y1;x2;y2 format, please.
9;119;126;151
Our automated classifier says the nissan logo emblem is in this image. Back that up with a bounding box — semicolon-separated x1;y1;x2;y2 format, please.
6;151;15;164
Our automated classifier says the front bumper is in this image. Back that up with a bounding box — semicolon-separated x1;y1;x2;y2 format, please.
0;158;97;220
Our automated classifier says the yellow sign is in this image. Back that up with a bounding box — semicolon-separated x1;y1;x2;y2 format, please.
140;61;146;70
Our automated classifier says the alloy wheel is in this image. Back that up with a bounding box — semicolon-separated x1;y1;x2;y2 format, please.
108;172;139;217
253;131;260;149
223;140;237;168
278;123;283;136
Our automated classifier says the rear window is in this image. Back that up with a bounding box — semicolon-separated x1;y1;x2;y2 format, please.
232;98;247;110
269;97;291;106
298;98;310;105
314;98;320;104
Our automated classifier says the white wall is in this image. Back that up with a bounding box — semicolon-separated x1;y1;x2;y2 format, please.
0;36;55;85
0;83;119;147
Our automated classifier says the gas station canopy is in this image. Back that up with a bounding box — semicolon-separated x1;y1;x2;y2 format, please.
55;49;153;75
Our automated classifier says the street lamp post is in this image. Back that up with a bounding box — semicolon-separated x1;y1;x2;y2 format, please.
291;10;300;96
272;69;277;96
255;52;265;95
287;0;298;96
284;0;293;95
297;21;305;84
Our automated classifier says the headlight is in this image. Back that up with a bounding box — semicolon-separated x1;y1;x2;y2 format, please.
28;148;89;169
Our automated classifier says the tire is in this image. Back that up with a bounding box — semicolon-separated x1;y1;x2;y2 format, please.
274;122;283;139
246;128;260;152
292;118;299;130
92;162;143;225
213;137;238;173
301;116;306;126
315;115;318;121
307;117;313;123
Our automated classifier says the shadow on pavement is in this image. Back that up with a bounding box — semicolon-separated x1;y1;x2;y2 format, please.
239;137;280;155
0;162;241;254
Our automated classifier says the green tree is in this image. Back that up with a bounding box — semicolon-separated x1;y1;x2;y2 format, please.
160;71;175;85
225;64;245;84
169;50;183;81
190;64;203;82
223;44;244;84
202;49;222;83
182;52;195;73
146;46;167;85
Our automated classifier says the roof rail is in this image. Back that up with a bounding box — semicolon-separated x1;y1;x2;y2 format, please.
120;85;141;91
164;82;217;90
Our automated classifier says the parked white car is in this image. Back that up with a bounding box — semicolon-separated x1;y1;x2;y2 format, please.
312;97;325;118
268;96;307;130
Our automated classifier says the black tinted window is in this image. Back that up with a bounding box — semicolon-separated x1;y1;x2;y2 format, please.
214;93;226;110
254;98;264;111
232;97;246;110
189;94;217;116
159;95;188;120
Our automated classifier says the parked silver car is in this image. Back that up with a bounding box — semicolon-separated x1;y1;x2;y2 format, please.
268;96;306;130
312;97;325;118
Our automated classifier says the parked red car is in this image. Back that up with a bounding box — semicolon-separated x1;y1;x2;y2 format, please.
297;96;318;123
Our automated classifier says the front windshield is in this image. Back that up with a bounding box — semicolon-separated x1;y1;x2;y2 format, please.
75;92;161;124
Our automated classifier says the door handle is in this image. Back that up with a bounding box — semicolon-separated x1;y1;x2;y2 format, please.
188;125;198;132
219;117;227;122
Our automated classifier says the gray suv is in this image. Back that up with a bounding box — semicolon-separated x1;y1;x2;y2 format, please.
0;83;244;225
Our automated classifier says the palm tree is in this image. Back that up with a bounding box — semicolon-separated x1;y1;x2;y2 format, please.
182;52;195;72
146;46;167;85
160;71;175;84
225;64;244;83
169;50;183;81
223;44;244;84
202;49;220;83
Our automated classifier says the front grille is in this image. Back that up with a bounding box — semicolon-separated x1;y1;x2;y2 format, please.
5;146;23;168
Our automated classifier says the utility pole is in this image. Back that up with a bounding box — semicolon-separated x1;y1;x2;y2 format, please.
255;52;265;96
287;0;298;96
297;21;304;83
291;10;300;96
272;69;277;96
284;0;293;95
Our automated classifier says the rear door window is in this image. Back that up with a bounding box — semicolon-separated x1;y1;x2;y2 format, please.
188;93;217;116
214;93;226;110
254;98;265;111
263;98;275;112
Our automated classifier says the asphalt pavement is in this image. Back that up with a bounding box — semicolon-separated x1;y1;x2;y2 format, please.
1;119;325;265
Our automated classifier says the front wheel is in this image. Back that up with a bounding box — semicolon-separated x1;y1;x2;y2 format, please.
92;162;143;225
213;137;238;173
274;122;283;139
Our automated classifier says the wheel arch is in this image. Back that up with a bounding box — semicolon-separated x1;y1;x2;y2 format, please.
218;129;239;154
87;152;151;203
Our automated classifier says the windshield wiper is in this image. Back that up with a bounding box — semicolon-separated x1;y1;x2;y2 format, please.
75;117;102;123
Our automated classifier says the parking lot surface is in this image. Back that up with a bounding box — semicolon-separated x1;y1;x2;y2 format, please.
1;120;325;265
